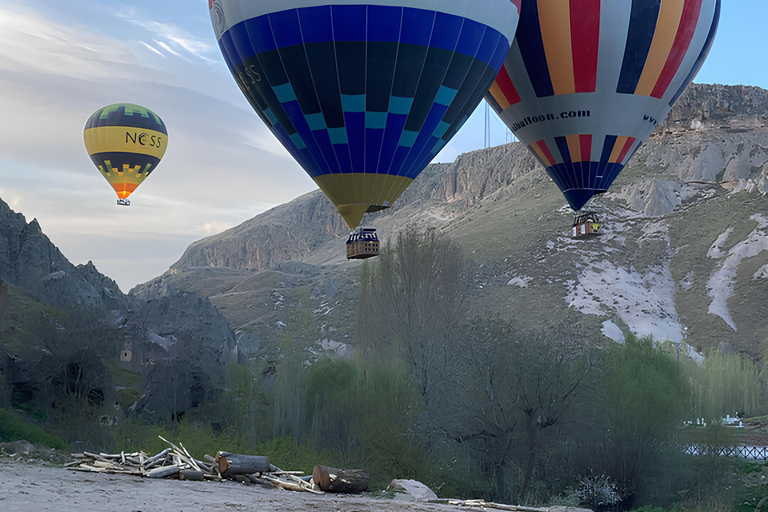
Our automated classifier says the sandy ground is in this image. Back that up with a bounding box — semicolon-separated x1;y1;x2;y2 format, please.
0;459;464;512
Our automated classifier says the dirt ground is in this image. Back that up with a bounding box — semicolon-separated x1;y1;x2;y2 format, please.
0;459;470;512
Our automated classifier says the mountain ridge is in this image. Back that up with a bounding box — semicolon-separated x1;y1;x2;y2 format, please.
150;83;768;361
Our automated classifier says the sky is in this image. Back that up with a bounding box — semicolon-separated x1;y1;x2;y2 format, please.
0;1;766;292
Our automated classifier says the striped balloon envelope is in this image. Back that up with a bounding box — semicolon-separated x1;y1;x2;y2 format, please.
486;0;721;211
83;103;168;204
210;0;521;229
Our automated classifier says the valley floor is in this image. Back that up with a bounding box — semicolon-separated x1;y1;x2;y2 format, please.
0;459;466;512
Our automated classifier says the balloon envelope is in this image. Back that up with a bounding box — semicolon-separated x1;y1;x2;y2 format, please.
486;0;720;211
83;103;168;201
210;0;521;229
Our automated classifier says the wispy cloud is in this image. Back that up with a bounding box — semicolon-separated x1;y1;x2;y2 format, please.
0;6;140;80
115;8;217;63
155;40;181;58
141;41;165;57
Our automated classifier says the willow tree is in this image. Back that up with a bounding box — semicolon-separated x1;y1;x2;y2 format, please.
357;227;471;406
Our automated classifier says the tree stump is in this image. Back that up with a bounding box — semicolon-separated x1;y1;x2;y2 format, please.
312;465;369;493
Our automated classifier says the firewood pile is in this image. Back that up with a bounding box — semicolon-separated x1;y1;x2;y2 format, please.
66;435;322;493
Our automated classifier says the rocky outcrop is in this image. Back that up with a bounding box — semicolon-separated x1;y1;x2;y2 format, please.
170;142;544;272
660;83;768;133
169;87;768;273
0;203;103;309
0;197;239;422
173;191;349;272
75;261;139;312
131;279;236;365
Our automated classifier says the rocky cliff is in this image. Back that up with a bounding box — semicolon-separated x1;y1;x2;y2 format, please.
0;200;238;424
157;83;768;361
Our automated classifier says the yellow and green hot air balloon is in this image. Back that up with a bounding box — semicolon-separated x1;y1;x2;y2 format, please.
83;103;168;206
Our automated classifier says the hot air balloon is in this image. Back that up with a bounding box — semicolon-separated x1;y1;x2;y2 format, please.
209;0;521;257
486;0;720;221
83;103;168;206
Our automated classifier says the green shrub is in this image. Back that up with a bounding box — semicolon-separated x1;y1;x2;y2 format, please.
111;419;245;458
255;436;345;475
0;409;66;450
630;507;682;512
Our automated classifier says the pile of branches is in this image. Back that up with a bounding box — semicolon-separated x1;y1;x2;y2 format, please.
67;436;318;493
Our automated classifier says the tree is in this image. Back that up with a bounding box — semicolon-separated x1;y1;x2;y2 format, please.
443;317;523;503
357;227;471;406
273;288;317;441
674;345;761;421
351;355;428;486
509;319;595;502
436;316;594;504
595;334;690;498
305;358;356;453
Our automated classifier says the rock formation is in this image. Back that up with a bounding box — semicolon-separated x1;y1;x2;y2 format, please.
0;199;238;424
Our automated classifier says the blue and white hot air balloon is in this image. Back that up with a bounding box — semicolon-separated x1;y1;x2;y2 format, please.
210;0;521;230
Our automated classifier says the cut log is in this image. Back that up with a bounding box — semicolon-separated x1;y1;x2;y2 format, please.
179;470;205;481
148;465;180;479
245;474;272;487
215;452;270;478
312;465;369;493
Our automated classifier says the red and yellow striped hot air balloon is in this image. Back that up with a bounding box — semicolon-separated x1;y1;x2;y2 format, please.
486;0;721;212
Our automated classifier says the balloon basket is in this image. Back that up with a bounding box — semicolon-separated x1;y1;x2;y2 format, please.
571;212;602;240
346;228;379;260
116;198;131;207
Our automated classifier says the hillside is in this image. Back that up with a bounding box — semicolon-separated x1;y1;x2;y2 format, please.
144;83;768;359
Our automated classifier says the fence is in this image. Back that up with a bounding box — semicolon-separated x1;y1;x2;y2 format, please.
687;444;768;460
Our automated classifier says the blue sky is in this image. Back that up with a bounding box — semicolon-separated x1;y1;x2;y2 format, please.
0;1;764;291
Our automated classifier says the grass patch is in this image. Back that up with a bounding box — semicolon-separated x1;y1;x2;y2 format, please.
102;359;142;388
0;409;66;450
116;388;143;409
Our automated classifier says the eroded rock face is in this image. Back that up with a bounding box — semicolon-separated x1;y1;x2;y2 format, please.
0;198;238;422
660;83;768;133
130;357;222;423
131;279;236;365
75;261;138;312
173;192;350;272
0;205;103;309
